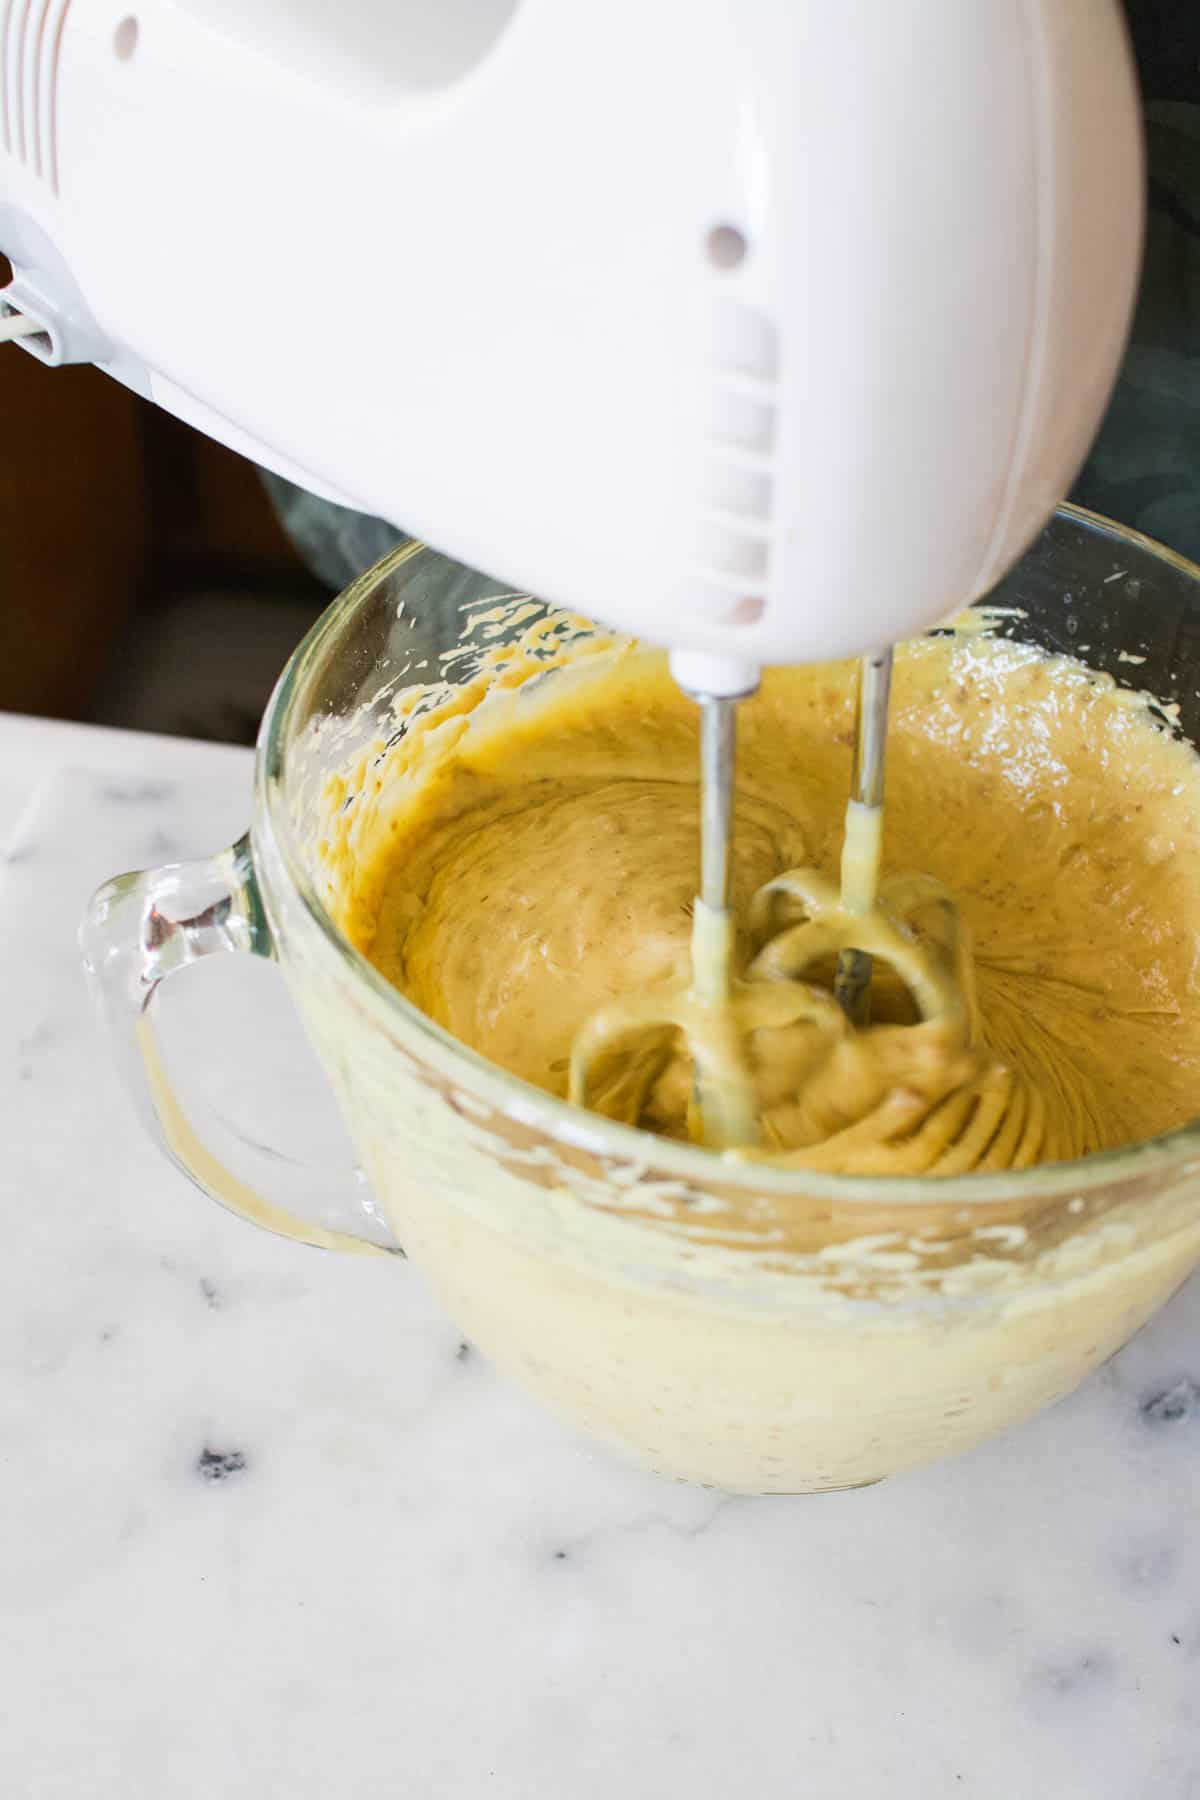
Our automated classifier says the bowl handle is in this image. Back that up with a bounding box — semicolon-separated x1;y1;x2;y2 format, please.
80;831;399;1257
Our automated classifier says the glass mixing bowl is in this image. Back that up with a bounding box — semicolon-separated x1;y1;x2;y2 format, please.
83;504;1200;1494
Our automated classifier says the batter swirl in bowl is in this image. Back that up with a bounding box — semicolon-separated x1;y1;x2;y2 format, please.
321;620;1200;1175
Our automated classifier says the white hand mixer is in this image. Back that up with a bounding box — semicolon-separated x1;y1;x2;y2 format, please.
0;0;1143;1143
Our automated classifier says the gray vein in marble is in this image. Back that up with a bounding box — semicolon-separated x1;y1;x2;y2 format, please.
1113;1534;1179;1590
547;1496;734;1567
99;779;179;806
1142;1377;1200;1426
197;1448;249;1484
145;827;182;859
1024;1649;1118;1720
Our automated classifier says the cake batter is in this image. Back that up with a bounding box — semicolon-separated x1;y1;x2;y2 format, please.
321;625;1200;1175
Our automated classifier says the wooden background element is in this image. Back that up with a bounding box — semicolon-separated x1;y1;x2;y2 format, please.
0;331;316;719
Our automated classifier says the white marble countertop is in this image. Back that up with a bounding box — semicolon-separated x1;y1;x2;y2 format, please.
2;710;1200;1799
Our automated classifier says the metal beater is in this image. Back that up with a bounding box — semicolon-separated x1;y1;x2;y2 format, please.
569;651;897;1149
833;649;894;1026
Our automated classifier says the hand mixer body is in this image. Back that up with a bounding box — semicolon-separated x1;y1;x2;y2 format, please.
0;0;1141;679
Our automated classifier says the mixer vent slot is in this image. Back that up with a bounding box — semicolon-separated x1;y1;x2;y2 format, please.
698;301;779;621
1;0;73;193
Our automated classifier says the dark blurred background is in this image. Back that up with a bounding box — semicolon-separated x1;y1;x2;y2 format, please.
0;0;1194;745
0;309;330;740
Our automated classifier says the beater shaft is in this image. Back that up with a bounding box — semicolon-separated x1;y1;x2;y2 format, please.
834;647;894;1025
698;694;736;984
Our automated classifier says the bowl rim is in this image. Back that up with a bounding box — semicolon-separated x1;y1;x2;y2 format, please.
255;502;1200;1211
